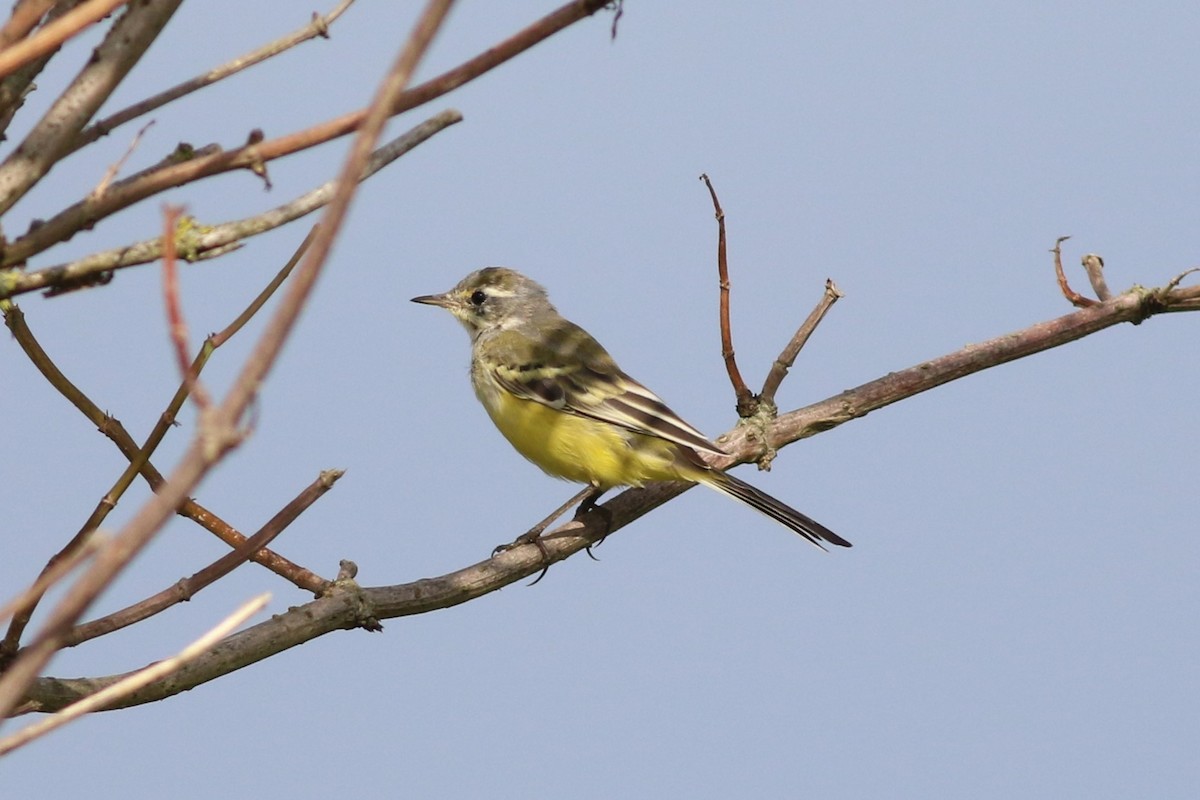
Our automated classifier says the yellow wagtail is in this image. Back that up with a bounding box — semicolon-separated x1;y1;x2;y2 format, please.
412;267;849;550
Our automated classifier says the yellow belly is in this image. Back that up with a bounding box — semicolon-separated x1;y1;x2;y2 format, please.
477;383;683;489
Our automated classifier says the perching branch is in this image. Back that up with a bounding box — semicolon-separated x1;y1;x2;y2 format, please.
15;270;1200;715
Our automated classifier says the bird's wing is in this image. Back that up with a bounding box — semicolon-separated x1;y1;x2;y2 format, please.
487;324;727;457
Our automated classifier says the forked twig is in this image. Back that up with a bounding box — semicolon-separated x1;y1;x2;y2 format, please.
1052;236;1098;307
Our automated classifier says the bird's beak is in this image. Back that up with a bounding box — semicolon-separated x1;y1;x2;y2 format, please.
410;292;452;308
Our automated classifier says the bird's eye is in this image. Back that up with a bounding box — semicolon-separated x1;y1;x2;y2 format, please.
470;289;487;306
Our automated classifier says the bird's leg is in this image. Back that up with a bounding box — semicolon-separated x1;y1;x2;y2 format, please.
492;486;599;584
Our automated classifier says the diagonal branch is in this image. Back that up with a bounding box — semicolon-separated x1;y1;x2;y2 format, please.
0;0;131;80
0;1;58;50
0;1;87;144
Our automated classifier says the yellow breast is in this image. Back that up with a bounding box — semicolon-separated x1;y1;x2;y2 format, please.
473;376;681;489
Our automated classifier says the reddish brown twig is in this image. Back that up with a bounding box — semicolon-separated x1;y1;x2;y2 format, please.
160;204;211;409
62;470;343;649
0;0;56;50
1052;236;1098;307
0;0;131;80
699;173;754;415
760;279;843;404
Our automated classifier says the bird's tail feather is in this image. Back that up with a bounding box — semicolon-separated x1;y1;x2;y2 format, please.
702;470;851;550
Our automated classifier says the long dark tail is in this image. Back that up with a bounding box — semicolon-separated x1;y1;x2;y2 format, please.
702;470;851;550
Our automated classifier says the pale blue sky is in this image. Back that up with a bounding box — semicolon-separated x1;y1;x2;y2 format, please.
3;2;1197;797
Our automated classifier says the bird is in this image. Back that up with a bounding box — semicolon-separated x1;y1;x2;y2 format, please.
411;267;849;551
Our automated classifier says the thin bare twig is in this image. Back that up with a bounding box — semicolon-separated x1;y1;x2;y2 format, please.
1081;253;1111;301
0;0;454;724
0;109;462;300
1052;236;1098;308
699;173;754;415
760;279;842;403
0;0;130;80
1164;267;1200;294
72;0;356;154
0;594;268;755
0;0;611;266
63;470;342;648
91;120;154;199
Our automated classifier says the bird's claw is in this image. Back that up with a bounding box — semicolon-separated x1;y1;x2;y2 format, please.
493;529;554;586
